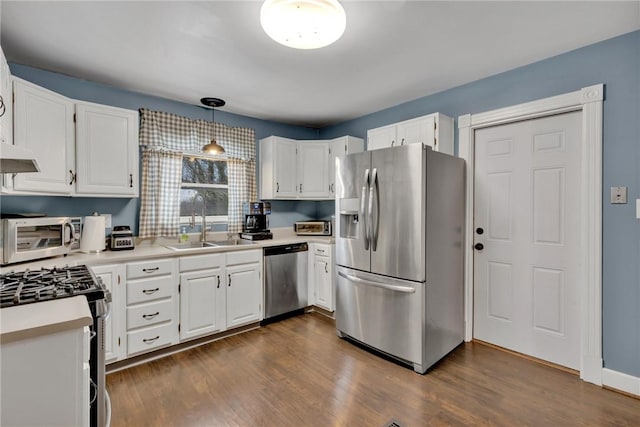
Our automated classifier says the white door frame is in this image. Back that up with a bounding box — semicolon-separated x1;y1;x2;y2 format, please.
458;84;603;385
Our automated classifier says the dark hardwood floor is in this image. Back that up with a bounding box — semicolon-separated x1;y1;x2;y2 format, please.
107;313;640;426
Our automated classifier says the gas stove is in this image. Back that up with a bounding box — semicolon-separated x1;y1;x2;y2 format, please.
0;265;108;309
0;264;110;427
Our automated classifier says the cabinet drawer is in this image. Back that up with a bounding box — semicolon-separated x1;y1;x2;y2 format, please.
180;253;224;273
127;275;175;304
126;299;174;330
226;249;261;266
127;323;175;356
127;258;175;279
313;244;332;256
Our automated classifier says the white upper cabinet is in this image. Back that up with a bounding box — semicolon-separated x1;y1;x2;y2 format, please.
260;135;363;200
298;141;329;199
10;77;139;197
75;101;139;196
0;46;12;147
12;78;75;194
329;136;364;197
260;136;298;199
367;112;454;155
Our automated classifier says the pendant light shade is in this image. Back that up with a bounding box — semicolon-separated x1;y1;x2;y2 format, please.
200;97;226;155
260;0;346;50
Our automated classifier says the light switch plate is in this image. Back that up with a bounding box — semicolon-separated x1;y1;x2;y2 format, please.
610;186;627;204
101;213;112;228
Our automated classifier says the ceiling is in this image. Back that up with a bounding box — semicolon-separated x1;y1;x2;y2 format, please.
1;1;639;128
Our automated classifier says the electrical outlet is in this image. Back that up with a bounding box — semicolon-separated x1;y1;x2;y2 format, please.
101;213;112;228
610;186;627;204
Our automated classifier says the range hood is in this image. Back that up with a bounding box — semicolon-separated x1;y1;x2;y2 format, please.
0;143;40;173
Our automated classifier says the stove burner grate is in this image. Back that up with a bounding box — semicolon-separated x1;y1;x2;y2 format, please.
0;265;105;308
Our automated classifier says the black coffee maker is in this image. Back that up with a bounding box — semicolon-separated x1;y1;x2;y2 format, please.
241;202;273;240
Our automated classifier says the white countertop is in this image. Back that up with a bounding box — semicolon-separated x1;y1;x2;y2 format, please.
0;295;92;344
0;227;334;272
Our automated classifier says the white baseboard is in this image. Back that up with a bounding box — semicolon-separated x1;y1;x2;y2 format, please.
602;368;640;397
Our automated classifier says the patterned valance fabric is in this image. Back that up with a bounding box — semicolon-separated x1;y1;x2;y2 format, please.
138;108;256;238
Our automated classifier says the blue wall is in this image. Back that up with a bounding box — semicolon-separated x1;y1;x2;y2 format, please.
3;30;639;378
321;30;640;378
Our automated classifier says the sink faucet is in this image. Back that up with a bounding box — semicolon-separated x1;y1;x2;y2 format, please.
190;193;207;242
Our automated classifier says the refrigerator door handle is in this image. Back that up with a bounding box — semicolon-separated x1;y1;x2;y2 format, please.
361;168;370;250
338;271;416;294
371;168;380;251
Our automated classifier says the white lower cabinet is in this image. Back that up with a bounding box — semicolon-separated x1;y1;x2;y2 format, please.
226;250;263;328
89;264;126;363
124;258;179;357
308;243;335;312
179;253;226;341
179;249;263;342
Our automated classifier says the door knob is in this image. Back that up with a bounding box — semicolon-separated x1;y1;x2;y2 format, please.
476;227;484;235
474;243;484;250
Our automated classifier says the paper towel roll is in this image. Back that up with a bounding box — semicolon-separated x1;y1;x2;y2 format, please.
81;214;106;253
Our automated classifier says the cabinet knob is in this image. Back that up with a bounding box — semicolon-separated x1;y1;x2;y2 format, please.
474;243;484;251
476;227;484;235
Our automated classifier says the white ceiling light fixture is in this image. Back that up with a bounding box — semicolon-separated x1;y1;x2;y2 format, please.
260;0;346;50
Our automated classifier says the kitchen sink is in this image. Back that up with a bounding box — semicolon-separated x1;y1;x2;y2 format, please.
209;239;256;246
164;241;218;251
164;239;255;251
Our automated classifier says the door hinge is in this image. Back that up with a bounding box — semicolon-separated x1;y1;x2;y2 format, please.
178;284;181;293
118;337;121;346
178;323;181;332
328;147;331;155
118;275;121;285
73;113;76;123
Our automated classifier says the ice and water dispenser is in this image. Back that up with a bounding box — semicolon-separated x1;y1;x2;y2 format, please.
338;198;361;239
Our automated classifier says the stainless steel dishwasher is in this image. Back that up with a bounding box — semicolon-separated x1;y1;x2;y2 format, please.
263;243;308;320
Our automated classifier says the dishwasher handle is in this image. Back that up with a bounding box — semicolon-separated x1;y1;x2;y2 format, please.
263;243;308;256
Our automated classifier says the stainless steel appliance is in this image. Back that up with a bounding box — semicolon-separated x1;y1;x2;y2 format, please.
0;265;111;427
1;216;81;265
241;201;273;240
294;220;332;236
335;144;465;373
263;243;308;320
110;225;134;250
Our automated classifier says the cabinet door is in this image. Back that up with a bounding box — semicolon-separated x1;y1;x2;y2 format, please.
329;136;364;197
90;264;126;363
75;102;138;197
314;254;331;310
0;47;12;147
226;263;262;328
397;115;435;147
367;125;396;151
273;138;298;198
298;141;329;199
12;78;75;194
179;268;225;340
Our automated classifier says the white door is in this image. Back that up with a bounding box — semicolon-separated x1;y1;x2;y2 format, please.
90;264;125;363
273;138;298;198
473;111;581;370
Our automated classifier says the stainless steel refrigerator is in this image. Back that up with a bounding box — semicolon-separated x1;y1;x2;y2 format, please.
335;143;465;373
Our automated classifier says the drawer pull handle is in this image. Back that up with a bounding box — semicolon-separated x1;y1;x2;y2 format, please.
325;262;328;274
142;312;160;320
228;274;231;287
142;267;160;273
142;288;160;295
217;275;220;288
143;336;160;344
317;249;325;253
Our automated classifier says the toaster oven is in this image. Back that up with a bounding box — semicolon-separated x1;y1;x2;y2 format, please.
294;220;332;236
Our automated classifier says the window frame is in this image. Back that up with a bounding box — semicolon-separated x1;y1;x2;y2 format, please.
179;154;229;225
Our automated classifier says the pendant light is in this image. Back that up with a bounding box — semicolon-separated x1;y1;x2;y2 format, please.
200;97;226;155
260;0;346;50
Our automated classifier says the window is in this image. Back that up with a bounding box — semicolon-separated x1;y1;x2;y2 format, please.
179;156;228;224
